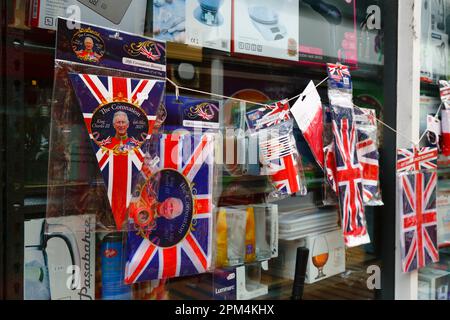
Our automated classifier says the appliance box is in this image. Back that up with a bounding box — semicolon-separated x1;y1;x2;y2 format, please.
28;0;147;34
185;0;232;52
24;215;96;300
418;269;450;300
269;229;345;284
233;0;300;61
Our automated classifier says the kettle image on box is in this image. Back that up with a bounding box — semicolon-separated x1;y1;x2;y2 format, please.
24;219;81;300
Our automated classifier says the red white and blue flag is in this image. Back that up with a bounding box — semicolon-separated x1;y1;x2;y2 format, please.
124;134;214;283
354;108;382;205
69;74;165;229
266;154;302;196
332;105;370;247
397;147;439;272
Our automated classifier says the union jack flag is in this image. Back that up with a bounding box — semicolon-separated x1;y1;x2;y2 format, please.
246;100;291;131
327;63;352;90
397;148;438;173
354;108;382;205
266;154;302;196
124;134;213;283
69;74;165;229
332;105;370;247
399;170;439;272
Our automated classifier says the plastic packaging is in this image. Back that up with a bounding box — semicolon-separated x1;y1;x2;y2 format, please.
326;63;370;247
354;107;383;206
47;18;167;233
258;120;308;201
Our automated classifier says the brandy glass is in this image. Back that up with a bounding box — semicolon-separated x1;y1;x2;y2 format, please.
312;236;329;280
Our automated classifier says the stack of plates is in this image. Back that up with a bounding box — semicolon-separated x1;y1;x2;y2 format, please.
278;206;339;241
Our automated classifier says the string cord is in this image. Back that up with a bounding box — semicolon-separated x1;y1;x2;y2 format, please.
166;76;436;147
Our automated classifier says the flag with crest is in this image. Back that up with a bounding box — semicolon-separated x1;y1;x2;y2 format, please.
124;133;214;282
69;73;165;229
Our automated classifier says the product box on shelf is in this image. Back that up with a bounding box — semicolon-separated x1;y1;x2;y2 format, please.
213;261;269;300
269;229;345;283
24;215;96;300
233;0;299;61
421;0;450;83
28;0;147;34
298;0;358;66
418;268;450;300
185;0;232;52
153;0;186;43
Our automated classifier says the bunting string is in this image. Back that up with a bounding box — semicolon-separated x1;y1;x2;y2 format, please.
166;76;439;148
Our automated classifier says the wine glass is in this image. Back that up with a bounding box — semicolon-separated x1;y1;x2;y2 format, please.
312;236;329;280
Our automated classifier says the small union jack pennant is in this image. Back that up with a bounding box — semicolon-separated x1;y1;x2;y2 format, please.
69;74;165;229
397;147;439;272
327;63;352;91
124;133;214;283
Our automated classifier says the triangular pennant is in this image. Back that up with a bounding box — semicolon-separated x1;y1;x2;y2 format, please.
69;73;165;229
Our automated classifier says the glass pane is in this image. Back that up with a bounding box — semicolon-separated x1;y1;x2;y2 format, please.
2;0;391;300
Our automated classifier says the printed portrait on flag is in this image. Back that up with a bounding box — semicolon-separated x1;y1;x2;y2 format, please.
125;133;214;283
397;147;439;272
69;73;166;230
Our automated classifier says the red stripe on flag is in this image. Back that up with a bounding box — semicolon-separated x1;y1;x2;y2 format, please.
112;77;128;100
183;138;208;176
194;198;210;215
98;151;109;169
131;80;149;103
82;75;107;103
84;118;93;134
164;136;179;169
111;154;128;229
162;247;177;278
185;234;207;270
125;243;157;284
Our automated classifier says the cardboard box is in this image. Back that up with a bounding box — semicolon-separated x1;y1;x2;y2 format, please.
233;0;299;61
29;0;147;34
153;0;186;43
418;268;450;300
185;0;232;51
269;229;345;284
298;0;358;66
24;215;96;300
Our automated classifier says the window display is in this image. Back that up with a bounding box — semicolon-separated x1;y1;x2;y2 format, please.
2;0;395;302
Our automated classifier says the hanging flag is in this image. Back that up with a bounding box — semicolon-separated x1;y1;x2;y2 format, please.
258;120;307;198
331;105;370;247
291;81;324;169
125;133;214;283
354;107;383;206
397;147;439;272
69;73;165;229
442;110;450;156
